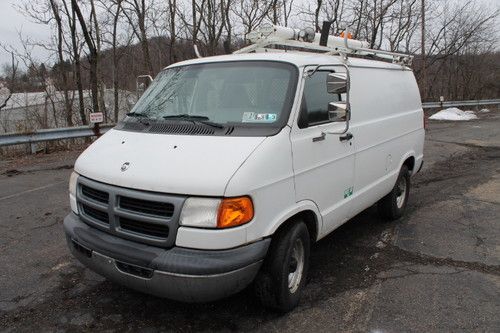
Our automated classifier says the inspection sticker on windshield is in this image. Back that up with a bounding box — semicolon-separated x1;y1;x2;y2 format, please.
242;112;277;123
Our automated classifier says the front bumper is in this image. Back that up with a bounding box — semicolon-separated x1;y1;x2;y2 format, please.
63;213;270;302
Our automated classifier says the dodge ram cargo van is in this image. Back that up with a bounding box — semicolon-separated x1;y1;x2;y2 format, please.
64;25;424;311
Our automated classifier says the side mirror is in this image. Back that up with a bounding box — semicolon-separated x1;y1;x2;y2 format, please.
327;73;347;94
328;102;348;122
136;75;153;96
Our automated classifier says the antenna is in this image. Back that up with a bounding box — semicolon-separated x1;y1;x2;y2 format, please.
319;21;333;47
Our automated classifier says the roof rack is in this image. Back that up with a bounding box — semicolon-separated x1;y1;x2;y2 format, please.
234;24;413;66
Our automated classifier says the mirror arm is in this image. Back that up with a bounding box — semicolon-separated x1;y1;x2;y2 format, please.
305;64;322;77
304;63;351;136
321;63;352;136
323;109;350;136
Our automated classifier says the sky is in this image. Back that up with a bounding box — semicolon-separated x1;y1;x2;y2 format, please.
0;0;52;67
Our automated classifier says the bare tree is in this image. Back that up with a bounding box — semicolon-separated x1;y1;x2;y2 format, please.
123;0;155;74
71;0;100;115
385;0;420;52
88;0;109;120
233;0;272;36
61;0;88;125
111;0;125;121
167;0;178;63
196;0;234;55
48;0;73;126
0;53;18;111
268;0;295;27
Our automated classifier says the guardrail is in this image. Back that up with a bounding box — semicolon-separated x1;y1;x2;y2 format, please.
0;98;498;150
422;99;500;109
0;124;114;150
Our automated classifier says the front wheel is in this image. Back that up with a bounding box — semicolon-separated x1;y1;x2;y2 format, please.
378;165;411;220
254;220;310;312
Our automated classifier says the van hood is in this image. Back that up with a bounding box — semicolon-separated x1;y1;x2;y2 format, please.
74;129;266;196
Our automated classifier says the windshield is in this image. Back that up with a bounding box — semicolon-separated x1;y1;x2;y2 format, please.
128;61;298;127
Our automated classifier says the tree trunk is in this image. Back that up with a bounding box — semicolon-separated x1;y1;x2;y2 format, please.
112;0;123;122
72;0;100;116
49;0;73;126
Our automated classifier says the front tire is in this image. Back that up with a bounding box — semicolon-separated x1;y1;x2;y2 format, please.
254;220;310;312
378;165;411;220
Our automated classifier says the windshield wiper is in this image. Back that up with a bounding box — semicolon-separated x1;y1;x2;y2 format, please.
162;114;209;120
162;114;223;129
126;112;150;125
126;112;149;117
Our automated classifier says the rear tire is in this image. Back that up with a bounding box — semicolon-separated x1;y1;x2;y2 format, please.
254;220;310;312
378;165;411;220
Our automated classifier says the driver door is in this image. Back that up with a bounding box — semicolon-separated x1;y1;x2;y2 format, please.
290;67;356;237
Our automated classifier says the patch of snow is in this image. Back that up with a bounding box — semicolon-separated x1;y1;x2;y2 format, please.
429;107;478;121
479;108;490;113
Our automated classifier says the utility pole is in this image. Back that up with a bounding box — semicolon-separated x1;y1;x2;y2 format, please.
421;0;426;100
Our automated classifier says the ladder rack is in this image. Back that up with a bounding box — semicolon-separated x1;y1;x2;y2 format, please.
234;24;413;66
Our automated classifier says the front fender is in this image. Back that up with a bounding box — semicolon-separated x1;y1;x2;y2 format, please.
263;200;323;241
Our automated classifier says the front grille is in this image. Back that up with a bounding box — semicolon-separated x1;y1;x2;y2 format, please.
119;196;174;218
81;204;109;223
81;185;109;203
76;177;185;248
120;217;169;238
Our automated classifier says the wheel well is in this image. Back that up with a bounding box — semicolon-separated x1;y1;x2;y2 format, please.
274;210;318;243
403;156;415;172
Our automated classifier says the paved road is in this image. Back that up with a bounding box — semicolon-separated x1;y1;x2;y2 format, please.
1;112;499;332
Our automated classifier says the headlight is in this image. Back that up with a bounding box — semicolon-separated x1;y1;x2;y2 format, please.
69;171;79;214
180;196;254;229
69;171;79;197
180;198;221;228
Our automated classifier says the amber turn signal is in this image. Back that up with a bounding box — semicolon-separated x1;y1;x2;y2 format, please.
217;196;254;228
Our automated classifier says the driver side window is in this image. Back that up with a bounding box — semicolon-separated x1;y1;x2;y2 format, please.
298;71;341;129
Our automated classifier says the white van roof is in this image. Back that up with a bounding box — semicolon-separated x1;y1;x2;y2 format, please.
166;52;410;71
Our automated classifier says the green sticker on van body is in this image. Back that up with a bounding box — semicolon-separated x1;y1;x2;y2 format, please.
344;187;353;198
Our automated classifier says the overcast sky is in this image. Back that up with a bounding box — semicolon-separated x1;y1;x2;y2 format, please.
0;0;498;68
0;0;52;66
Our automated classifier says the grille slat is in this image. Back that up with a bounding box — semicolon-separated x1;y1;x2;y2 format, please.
81;185;109;204
120;217;169;238
81;204;109;223
119;196;174;218
77;179;182;247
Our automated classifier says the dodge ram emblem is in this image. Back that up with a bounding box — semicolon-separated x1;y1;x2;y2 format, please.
121;162;130;172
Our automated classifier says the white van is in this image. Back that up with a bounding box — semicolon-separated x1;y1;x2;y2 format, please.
64;25;424;311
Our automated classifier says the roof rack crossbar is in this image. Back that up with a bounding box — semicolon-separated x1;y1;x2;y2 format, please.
234;24;413;66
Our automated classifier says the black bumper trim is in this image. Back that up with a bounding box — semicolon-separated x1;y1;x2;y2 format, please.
64;213;270;276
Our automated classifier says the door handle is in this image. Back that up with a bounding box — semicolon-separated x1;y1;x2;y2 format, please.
312;132;326;142
339;133;354;142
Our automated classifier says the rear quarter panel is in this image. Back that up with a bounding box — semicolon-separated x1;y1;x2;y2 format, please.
347;65;424;218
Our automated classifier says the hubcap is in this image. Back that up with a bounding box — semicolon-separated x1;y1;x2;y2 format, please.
288;238;305;294
396;177;407;209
